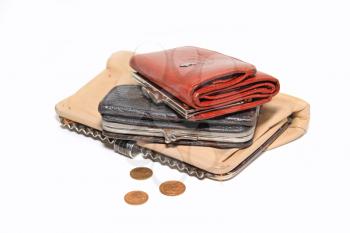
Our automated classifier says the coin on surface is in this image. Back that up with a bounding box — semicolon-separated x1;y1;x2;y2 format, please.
124;191;149;205
159;180;186;196
130;167;153;180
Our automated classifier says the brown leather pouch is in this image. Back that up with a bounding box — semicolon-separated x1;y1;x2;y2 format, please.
130;46;280;120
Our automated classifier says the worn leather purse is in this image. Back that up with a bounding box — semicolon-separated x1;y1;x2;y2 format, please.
55;51;310;181
130;46;280;120
98;85;259;148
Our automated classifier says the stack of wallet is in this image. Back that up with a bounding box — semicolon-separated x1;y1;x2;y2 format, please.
99;46;280;149
55;47;310;181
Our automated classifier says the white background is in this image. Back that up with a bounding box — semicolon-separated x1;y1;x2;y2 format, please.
0;0;349;232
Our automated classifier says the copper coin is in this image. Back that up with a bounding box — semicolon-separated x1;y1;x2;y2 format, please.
130;167;153;180
159;180;186;196
124;191;148;205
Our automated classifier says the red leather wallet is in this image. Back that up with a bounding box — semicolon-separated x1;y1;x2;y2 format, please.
130;46;279;120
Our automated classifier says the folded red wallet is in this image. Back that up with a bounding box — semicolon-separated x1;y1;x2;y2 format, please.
130;46;280;120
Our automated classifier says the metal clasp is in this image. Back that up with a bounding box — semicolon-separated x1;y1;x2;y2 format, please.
141;86;166;105
113;140;139;159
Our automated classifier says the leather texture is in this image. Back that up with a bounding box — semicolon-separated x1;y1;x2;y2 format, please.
55;51;310;175
98;85;259;132
99;85;258;148
130;46;280;120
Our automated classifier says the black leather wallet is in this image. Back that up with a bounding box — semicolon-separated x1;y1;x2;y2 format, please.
98;85;260;148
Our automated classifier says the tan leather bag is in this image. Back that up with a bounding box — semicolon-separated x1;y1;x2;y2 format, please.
56;51;310;180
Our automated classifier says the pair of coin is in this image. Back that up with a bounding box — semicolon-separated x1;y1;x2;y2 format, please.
124;167;152;205
124;167;186;205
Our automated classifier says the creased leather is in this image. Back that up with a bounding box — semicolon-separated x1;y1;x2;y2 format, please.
55;51;310;175
99;85;258;132
130;46;280;120
98;85;258;148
